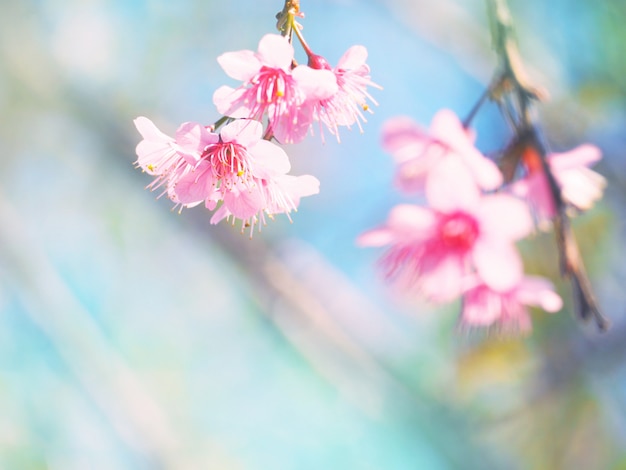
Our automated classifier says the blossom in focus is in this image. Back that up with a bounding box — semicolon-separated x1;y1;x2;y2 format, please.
213;34;337;144
380;110;502;193
168;120;255;205
134;116;190;194
511;144;606;224
306;45;380;141
209;173;320;228
357;158;532;301
134;117;319;233
461;275;563;332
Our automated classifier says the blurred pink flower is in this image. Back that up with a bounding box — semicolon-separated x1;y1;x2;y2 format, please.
213;34;337;144
511;144;606;224
357;158;531;301
380;110;502;193
307;46;380;141
461;275;563;332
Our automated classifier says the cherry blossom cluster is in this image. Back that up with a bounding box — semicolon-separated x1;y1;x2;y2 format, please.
358;110;606;332
133;3;379;235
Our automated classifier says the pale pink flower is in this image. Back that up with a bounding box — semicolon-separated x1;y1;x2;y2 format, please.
461;275;563;333
213;34;337;144
134;117;319;233
380;110;503;193
171;119;319;232
171;119;270;206
210;173;320;231
511;144;606;224
357;158;531;301
306;46;380;140
133;117;199;195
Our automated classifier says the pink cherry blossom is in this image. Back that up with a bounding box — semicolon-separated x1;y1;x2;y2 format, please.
357;158;531;301
134;117;319;234
380;110;503;193
511;144;606;225
170;119;319;228
213;34;337;144
210;173;320;231
134;117;204;197
306;46;381;141
461;275;563;333
171;119;269;206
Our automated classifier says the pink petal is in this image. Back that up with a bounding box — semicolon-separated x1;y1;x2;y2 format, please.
210;204;230;225
171;164;214;205
282;174;320;199
248;139;291;177
223;185;264;219
356;228;395;247
293;66;338;100
336;45;368;71
357;204;435;247
264;174;320;214
256;34;294;70
549;144;602;171
217;50;261;82
135;140;172;174
213;85;251;117
386;204;436;235
461;150;503;190
134;116;172;142
300;174;321;197
219;119;262;147
380;116;426;159
509;177;530;198
511;172;555;222
425;156;481;213
537;290;563;312
560;168;606;210
175;122;217;155
429;109;470;148
430;109;502;190
421;254;464;302
205;190;220;211
271;103;314;144
134;118;177;175
476;194;533;241
516;276;563;312
394;158;431;193
472;239;523;292
462;285;501;326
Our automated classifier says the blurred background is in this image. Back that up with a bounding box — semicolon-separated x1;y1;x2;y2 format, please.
1;0;625;468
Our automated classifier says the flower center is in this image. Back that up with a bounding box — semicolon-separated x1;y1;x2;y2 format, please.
438;211;479;250
202;142;251;187
252;66;292;104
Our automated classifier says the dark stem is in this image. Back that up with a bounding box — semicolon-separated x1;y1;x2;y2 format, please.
210;115;230;132
486;0;609;331
463;80;497;129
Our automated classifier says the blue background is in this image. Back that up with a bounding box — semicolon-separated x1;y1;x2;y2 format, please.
1;0;625;468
